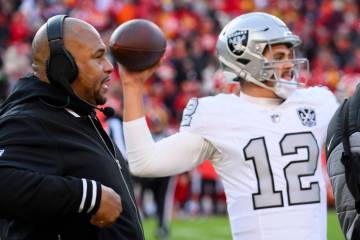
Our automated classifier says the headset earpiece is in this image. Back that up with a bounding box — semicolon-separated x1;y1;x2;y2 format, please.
46;15;78;93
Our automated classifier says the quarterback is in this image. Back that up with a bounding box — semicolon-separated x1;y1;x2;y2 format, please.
121;13;338;240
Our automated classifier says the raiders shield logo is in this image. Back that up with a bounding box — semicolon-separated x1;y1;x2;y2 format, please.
227;30;249;56
297;107;316;127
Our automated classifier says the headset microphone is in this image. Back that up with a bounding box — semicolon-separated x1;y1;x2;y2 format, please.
76;96;115;118
97;106;115;118
80;97;115;118
67;90;115;118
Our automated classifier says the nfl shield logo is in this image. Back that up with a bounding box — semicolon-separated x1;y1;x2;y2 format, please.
297;108;316;127
227;30;249;56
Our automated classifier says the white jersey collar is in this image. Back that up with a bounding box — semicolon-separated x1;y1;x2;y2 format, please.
238;92;282;108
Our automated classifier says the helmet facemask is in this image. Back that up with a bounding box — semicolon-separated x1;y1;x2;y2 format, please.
259;44;310;99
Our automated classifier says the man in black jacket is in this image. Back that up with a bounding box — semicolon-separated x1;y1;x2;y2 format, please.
326;84;360;240
0;15;144;239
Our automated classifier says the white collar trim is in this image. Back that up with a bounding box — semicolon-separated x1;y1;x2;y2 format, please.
239;92;282;107
65;108;81;117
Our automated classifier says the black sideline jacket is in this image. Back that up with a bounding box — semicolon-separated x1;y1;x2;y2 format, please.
0;74;144;240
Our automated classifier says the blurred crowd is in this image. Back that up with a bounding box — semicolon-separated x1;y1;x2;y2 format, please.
1;0;360;217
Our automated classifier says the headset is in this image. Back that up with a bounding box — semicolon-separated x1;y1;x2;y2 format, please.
44;15;114;117
46;14;78;94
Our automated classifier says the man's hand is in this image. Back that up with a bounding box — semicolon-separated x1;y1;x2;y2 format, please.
120;61;162;122
90;185;122;228
119;61;161;86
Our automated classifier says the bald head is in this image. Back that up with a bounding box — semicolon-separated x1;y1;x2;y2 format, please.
31;17;102;81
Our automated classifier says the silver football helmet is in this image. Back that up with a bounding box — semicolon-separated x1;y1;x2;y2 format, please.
216;12;309;98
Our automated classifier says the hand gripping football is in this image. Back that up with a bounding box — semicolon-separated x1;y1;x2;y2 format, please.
109;19;166;71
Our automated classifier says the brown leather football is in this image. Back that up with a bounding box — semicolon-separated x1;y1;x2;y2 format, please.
109;19;166;71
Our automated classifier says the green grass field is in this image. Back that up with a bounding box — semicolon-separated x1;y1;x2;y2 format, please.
143;209;343;240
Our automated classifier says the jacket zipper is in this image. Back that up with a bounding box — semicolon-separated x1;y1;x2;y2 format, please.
88;116;144;239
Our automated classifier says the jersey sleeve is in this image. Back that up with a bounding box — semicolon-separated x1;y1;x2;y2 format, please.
123;117;217;177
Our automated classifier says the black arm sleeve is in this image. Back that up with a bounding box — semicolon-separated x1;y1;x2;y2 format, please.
0;115;101;221
0;167;84;220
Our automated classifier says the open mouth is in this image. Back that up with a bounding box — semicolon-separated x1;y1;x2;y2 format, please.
101;77;111;91
281;71;293;80
102;76;110;84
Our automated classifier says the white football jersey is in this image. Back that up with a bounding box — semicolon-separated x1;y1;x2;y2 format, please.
180;87;338;240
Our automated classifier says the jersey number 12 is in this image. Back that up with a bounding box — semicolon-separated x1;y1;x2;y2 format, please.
243;132;320;210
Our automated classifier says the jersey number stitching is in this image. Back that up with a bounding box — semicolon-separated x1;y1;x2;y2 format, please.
243;132;320;210
180;98;199;127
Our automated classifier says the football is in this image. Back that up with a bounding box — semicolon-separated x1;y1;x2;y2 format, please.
109;19;166;71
